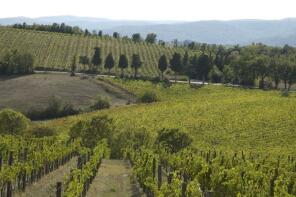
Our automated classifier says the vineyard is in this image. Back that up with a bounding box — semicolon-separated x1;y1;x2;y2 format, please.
1;78;296;196
0;27;188;77
40;78;296;196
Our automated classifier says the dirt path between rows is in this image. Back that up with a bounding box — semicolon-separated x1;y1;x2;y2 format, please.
86;159;144;197
14;157;77;197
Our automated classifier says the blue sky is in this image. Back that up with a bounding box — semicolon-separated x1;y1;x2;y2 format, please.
1;0;296;21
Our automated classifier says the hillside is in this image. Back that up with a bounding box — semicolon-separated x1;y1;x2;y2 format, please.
45;79;296;155
2;16;296;46
0;27;187;77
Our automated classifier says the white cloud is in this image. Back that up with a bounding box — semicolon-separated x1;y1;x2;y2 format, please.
1;0;296;21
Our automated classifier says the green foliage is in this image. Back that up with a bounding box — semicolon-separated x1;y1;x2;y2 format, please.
70;55;77;76
156;128;192;153
26;97;79;120
138;90;158;103
170;52;183;80
63;140;109;197
0;27;188;77
91;47;102;72
118;54;128;76
79;55;90;71
209;65;223;83
0;135;80;189
0;50;34;75
131;54;142;78
132;33;142;42
0;108;30;135
158;55;168;80
90;96;110;110
69;115;113;148
26;125;56;138
104;53;115;73
145;33;157;44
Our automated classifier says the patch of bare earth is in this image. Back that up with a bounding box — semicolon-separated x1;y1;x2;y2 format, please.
0;73;134;112
86;159;144;197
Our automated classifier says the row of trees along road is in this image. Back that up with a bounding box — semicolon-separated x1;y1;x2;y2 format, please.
72;47;143;78
72;43;296;90
160;44;296;89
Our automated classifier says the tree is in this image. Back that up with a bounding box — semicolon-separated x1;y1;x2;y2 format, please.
208;65;223;83
197;53;211;84
269;57;281;89
158;55;168;80
0;50;34;75
0;109;30;135
186;54;198;84
131;54;142;78
145;33;157;44
170;52;183;82
113;32;120;38
118;54;128;77
132;33;141;42
70;55;77;76
156;128;192;154
98;30;103;37
279;56;291;89
183;51;189;69
91;47;102;73
79;56;90;71
84;29;91;36
254;56;269;89
104;53;115;74
69;115;114;148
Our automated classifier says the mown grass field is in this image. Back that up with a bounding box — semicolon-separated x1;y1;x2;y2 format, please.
43;78;296;156
0;27;188;77
0;73;133;112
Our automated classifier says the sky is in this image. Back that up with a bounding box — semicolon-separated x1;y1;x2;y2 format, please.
1;0;296;21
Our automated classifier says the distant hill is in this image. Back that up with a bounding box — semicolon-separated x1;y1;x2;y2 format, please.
1;16;296;46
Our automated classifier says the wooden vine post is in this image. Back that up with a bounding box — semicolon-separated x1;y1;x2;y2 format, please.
56;182;62;197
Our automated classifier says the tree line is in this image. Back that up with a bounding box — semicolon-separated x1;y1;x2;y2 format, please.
72;47;142;78
72;43;296;90
11;23;163;45
161;43;296;89
12;22;83;34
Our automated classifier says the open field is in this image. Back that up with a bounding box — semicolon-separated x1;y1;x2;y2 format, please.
0;73;134;112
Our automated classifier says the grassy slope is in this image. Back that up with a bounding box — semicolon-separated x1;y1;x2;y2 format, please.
43;79;296;156
0;73;133;112
0;27;188;77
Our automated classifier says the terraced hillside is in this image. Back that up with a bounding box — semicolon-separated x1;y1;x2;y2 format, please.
0;27;188;77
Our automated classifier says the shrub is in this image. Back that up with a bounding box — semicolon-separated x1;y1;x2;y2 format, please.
0;108;30;135
138;91;158;103
281;90;290;97
90;96;110;110
156;128;192;153
70;115;114;148
26;125;55;138
26;98;79;120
